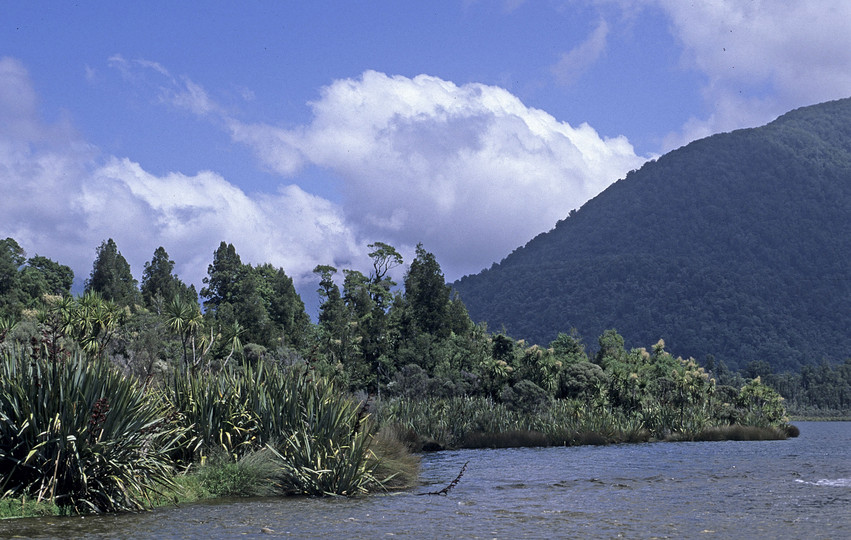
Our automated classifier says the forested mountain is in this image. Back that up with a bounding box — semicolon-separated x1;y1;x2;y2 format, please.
453;98;851;373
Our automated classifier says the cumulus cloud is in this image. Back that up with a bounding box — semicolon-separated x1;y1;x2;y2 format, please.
0;57;362;292
227;71;646;278
86;159;361;286
654;0;851;148
7;54;646;295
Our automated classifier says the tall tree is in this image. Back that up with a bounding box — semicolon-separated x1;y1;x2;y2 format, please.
314;264;355;364
404;243;451;337
84;239;139;306
355;244;404;391
200;241;242;313
0;238;26;317
258;263;310;347
140;246;182;308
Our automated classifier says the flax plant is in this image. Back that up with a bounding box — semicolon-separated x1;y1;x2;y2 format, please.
167;366;261;464
263;365;384;496
0;347;183;513
168;362;389;496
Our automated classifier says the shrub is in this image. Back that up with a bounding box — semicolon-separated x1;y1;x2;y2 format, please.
500;380;549;413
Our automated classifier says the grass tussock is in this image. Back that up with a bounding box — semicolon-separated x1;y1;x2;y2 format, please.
368;425;421;491
679;425;790;442
195;448;281;498
462;430;549;449
0;497;63;519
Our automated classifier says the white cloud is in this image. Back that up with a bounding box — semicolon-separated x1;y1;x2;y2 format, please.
86;158;361;287
551;19;609;86
654;0;851;148
227;70;647;278
8;55;646;293
0;57;362;293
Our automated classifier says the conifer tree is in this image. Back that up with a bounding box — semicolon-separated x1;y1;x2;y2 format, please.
85;238;139;306
140;246;181;308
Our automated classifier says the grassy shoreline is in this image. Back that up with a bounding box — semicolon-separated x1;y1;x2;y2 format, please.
1;420;802;520
0;346;819;519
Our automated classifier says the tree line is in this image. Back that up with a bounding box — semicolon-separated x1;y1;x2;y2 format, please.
1;236;848;415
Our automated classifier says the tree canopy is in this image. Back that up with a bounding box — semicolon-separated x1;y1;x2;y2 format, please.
85;238;139;306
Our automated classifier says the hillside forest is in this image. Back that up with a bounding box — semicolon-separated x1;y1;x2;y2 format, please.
453;98;851;375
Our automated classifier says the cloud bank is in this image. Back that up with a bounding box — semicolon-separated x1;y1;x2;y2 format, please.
227;71;646;277
0;57;361;290
2;57;646;293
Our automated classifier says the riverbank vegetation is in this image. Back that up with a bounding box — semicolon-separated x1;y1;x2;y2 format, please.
1;236;844;516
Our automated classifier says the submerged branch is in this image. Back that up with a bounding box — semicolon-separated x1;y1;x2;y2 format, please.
419;461;469;496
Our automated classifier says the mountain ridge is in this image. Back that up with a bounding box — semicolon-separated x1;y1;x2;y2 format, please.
453;98;851;372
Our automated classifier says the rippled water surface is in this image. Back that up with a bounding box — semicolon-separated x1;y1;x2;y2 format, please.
4;422;849;539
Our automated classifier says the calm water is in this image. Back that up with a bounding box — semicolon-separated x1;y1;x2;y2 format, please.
3;422;849;539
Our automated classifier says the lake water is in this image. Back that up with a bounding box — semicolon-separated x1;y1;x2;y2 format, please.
4;422;849;539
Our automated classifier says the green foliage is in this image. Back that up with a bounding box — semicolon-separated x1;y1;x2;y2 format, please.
141;246;195;310
0;238;26;318
200;241;242;312
166;361;388;496
260;365;384;496
559;361;606;401
500;379;550;413
0;496;62;518
1;292;126;361
200;242;309;353
20;255;73;301
404;243;452;338
168;366;260;462
737;376;787;427
84;239;140;307
0;239;73;319
0;348;182;513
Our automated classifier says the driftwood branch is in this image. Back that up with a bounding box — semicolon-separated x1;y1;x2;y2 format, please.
419;461;469;496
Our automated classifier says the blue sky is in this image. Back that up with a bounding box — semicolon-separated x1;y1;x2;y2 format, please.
3;1;850;313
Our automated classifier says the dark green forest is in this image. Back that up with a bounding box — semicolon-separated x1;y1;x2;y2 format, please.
1;235;848;415
453;97;851;375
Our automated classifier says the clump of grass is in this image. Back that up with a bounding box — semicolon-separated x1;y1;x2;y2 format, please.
196;448;280;498
264;373;385;496
680;425;789;442
368;425;420;490
0;497;62;519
